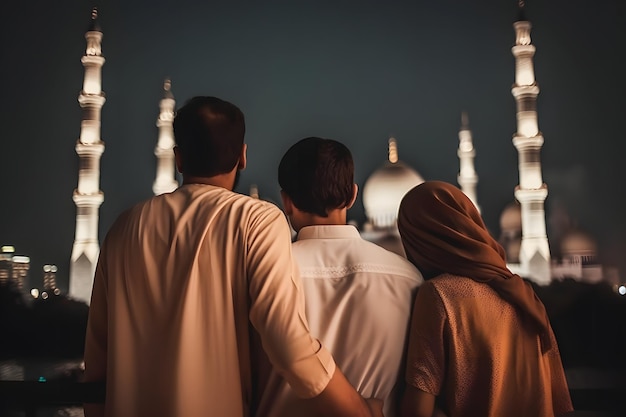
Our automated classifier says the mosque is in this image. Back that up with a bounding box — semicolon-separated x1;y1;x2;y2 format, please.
67;4;610;304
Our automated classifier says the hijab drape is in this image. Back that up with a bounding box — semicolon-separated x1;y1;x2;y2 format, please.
398;181;552;352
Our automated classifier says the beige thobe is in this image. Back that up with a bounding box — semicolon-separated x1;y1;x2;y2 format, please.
84;184;334;417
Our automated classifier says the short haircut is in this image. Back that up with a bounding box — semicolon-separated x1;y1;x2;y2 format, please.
278;137;354;217
173;96;245;178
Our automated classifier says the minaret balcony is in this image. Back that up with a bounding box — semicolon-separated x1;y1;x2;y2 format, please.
457;148;475;158
80;55;105;66
72;191;104;207
154;146;175;157
514;184;548;199
75;141;105;155
513;133;544;149
511;84;539;97
457;174;478;185
511;44;536;57
78;93;106;106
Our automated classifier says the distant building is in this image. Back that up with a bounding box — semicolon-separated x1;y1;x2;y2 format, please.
457;112;480;213
153;79;178;196
0;246;29;290
43;264;59;290
0;246;14;285
352;3;611;285
64;4;617;290
11;256;29;290
69;7;106;304
509;2;551;284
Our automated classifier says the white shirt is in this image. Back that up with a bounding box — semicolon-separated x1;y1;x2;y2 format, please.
258;225;422;417
84;185;335;417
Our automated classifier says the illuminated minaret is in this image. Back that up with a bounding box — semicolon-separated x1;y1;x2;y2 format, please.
511;1;551;284
249;184;260;199
153;79;178;195
70;7;106;303
457;112;479;212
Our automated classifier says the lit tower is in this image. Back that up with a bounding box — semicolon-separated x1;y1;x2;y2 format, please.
511;1;551;284
153;78;178;195
43;265;59;291
70;7;106;303
457;112;479;212
249;184;260;199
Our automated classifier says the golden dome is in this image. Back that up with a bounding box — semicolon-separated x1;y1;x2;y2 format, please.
363;138;423;228
561;230;597;256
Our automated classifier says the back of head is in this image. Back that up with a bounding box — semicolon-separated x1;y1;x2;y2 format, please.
173;96;245;177
278;137;354;217
397;180;507;280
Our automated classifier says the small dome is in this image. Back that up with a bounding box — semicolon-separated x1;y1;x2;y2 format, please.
561;230;597;256
363;138;423;229
500;202;522;232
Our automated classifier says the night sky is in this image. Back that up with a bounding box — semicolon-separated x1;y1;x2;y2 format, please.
1;0;625;290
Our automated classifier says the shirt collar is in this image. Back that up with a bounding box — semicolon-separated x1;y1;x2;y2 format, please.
296;225;361;241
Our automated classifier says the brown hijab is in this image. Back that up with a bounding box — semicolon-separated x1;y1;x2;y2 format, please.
398;181;552;351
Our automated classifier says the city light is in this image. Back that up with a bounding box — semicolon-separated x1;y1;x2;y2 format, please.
30;288;39;298
618;285;626;296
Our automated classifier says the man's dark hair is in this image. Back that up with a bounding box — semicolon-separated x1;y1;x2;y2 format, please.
278;137;354;217
173;96;245;177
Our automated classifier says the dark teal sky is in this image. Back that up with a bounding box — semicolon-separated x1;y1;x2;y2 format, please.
1;0;625;289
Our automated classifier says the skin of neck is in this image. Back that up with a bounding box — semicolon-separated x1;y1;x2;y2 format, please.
174;144;246;191
281;184;357;233
181;168;238;190
293;207;349;231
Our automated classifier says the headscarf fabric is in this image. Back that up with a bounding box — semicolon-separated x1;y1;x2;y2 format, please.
398;181;552;351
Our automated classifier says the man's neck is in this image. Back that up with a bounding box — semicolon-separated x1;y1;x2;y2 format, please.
181;172;236;190
300;209;347;228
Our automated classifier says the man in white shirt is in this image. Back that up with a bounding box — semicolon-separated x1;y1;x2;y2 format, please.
257;137;423;417
83;98;382;417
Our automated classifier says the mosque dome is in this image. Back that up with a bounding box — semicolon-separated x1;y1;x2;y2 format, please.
500;201;522;232
362;138;424;229
560;229;597;257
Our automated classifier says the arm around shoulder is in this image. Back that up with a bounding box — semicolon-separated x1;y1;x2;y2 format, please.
305;366;384;417
245;207;381;417
400;385;436;417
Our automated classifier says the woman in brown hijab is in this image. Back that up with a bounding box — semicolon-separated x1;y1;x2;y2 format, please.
397;181;573;417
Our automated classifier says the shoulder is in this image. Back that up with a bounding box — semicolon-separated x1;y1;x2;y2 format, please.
426;274;504;307
429;273;473;287
358;238;423;281
199;188;285;224
227;196;291;242
296;235;423;284
239;196;286;227
105;198;151;235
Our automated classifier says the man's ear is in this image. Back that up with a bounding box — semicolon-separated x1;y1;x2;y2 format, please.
280;190;294;216
174;146;183;173
346;183;358;209
238;144;247;170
